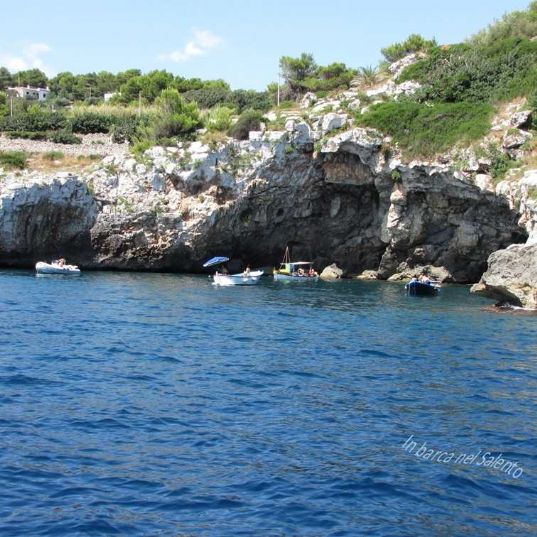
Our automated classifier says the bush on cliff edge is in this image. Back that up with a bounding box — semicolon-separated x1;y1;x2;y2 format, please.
356;101;493;158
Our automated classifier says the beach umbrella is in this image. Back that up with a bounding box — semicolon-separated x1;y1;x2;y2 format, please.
202;256;230;268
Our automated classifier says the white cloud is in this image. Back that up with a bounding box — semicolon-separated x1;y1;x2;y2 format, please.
158;29;223;63
0;42;52;74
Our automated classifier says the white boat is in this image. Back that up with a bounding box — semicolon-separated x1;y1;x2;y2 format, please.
273;268;319;282
273;247;319;282
203;256;263;286
213;270;264;286
35;261;81;275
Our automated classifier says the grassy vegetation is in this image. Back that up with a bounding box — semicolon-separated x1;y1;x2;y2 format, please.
354;3;537;159
0;5;535;162
230;109;263;140
397;3;537;103
355;66;380;88
356;101;494;158
476;142;518;180
0;150;28;169
43;151;64;161
398;38;537;103
26;153;101;172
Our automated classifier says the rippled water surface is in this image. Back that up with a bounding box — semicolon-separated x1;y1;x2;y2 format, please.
0;270;536;536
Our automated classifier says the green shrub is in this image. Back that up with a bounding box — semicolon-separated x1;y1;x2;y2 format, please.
475;142;515;180
228;89;271;112
131;139;153;157
110;115;142;143
279;53;356;97
0;91;8;117
206;106;234;132
356;101;493;157
399;38;537;104
381;34;437;63
0;151;28;169
527;91;537;121
302;62;356;92
43;151;65;161
70;112;112;133
0;109;67;132
141;89;201;143
355;66;379;87
470;2;537;46
230;109;263;140
182;86;231;109
397;4;537;105
49;131;82;144
6;131;47;140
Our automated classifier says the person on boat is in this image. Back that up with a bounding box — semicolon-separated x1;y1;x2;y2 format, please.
419;272;431;284
297;267;305;276
308;267;317;277
57;258;66;267
243;265;251;276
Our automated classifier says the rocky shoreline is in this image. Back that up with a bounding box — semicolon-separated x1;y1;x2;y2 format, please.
1;84;536;308
0;126;528;279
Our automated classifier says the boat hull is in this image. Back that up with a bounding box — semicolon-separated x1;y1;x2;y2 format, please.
213;270;263;286
273;272;319;282
405;280;439;296
35;262;81;275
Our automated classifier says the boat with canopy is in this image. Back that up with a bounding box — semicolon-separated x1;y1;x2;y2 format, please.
273;247;319;282
203;256;263;286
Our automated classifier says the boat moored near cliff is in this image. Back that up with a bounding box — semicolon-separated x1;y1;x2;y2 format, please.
273;247;319;282
213;270;264;286
405;279;440;296
35;260;81;275
203;256;263;286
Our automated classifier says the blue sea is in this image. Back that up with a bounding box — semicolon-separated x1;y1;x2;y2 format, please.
0;270;536;536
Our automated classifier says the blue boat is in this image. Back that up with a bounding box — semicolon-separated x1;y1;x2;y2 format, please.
405;280;440;296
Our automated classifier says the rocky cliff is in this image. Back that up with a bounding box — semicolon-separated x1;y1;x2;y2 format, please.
0;122;527;281
470;169;537;308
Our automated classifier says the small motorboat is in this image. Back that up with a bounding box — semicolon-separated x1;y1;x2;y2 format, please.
405;279;440;296
273;247;319;282
203;256;263;286
213;270;264;286
35;261;81;275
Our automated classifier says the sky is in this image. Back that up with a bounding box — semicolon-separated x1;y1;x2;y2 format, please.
0;0;531;90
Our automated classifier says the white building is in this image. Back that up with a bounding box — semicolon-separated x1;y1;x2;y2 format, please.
7;85;49;101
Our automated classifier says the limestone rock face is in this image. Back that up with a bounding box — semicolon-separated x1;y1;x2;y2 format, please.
356;269;378;280
321;113;347;135
471;244;537;309
510;110;532;129
300;92;317;109
0;125;527;281
496;170;537;244
0;174;98;266
389;53;421;78
503;129;532;150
